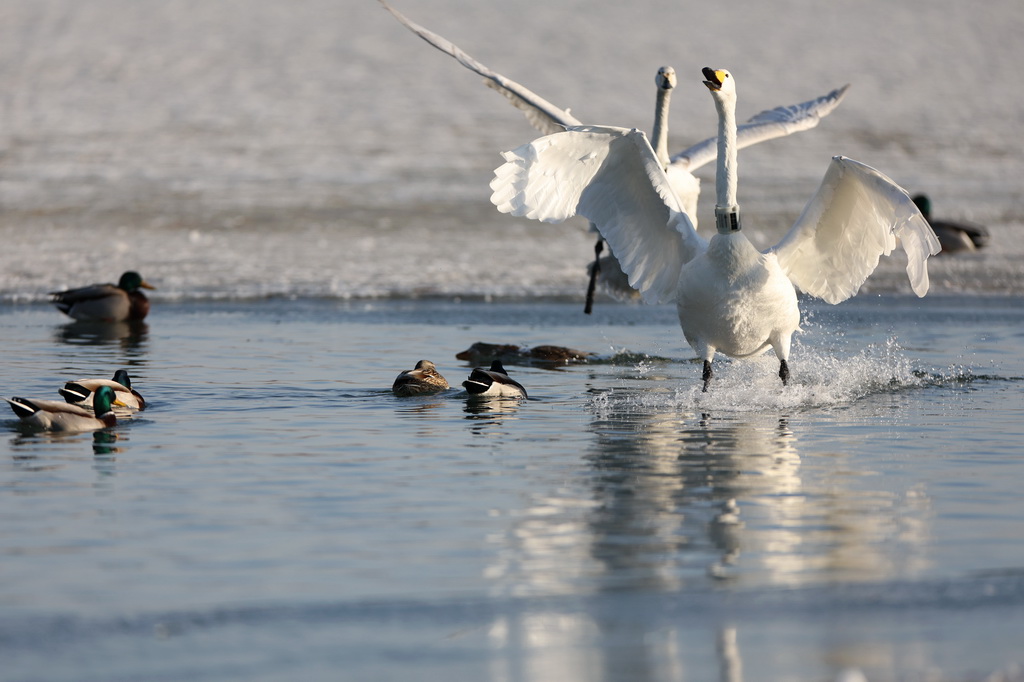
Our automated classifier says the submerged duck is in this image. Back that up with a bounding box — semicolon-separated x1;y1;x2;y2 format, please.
50;271;155;322
912;194;990;254
392;360;450;397
59;369;146;410
6;385;123;432
463;360;528;399
456;342;595;367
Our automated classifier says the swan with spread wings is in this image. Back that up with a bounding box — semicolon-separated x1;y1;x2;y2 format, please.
380;1;848;309
491;68;940;391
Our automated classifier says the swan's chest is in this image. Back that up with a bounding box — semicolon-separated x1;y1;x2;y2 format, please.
675;236;799;352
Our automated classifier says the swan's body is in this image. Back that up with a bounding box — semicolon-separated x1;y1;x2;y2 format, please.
392;360;450;397
6;385;122;432
912;194;990;254
59;369;146;411
380;0;847;305
50;271;155;322
491;68;939;391
462;360;528;399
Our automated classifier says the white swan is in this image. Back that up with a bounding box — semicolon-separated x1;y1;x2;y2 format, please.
379;0;848;305
490;68;940;391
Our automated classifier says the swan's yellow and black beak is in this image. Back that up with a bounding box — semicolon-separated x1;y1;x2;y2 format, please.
702;67;726;91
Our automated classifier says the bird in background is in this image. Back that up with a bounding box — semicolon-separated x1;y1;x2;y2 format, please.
50;271;155;322
912;194;990;255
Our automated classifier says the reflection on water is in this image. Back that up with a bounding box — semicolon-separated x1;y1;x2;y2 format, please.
54;320;149;350
92;430;121;456
481;390;934;681
464;396;523;440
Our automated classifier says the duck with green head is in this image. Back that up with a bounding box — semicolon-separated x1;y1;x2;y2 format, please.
6;385;124;432
59;369;146;410
50;271;155;322
912;194;990;255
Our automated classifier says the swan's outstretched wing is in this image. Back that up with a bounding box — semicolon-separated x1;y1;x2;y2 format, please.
769;156;941;304
671;84;850;173
380;0;579;135
491;126;706;304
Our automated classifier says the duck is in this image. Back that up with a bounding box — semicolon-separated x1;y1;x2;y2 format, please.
59;369;146;410
379;0;847;310
463;360;528;399
911;194;990;254
392;360;450;397
6;385;123;432
50;271;155;322
490;67;940;391
456;342;595;366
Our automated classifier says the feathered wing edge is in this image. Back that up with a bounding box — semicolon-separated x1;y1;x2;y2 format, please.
491;126;705;305
379;0;579;135
770;156;941;304
672;84;850;173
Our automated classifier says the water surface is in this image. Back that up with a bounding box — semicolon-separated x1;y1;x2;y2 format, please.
2;297;1023;681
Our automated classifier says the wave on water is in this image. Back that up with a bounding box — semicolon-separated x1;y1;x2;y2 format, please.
588;337;939;413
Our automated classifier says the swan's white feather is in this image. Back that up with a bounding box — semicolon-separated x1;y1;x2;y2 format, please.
491;125;706;304
671;84;850;173
382;0;846;225
491;67;939;391
379;0;578;135
770;156;941;304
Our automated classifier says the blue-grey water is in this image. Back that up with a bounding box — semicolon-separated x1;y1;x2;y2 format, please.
3;297;1024;681
2;0;1024;679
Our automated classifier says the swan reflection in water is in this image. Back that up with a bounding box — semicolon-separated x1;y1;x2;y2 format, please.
480;390;931;681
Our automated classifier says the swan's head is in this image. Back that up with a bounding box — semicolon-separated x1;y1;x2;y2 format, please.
656;66;677;91
702;67;735;95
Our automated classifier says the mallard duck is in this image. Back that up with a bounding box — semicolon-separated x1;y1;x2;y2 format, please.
5;385;123;432
491;68;939;391
50;271;155;322
59;369;146;410
392;360;450;397
463;360;528;399
912;194;990;254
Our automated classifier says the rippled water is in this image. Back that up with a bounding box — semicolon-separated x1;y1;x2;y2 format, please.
2;0;1024;679
2;297;1024;681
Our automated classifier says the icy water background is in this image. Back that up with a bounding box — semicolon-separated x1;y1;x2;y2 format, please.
2;0;1024;680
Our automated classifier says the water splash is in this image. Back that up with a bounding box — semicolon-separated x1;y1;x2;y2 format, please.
588;336;928;414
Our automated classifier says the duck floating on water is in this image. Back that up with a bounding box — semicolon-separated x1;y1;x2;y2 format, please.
50;271;155;322
59;369;146;411
392;360;450;397
6;385;123;432
912;194;990;254
463;360;528;399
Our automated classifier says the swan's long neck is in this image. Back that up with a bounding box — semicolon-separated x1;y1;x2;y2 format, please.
651;86;672;168
713;91;741;234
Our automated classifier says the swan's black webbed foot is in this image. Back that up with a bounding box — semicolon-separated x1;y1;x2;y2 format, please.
702;360;713;392
779;359;790;386
584;237;605;315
